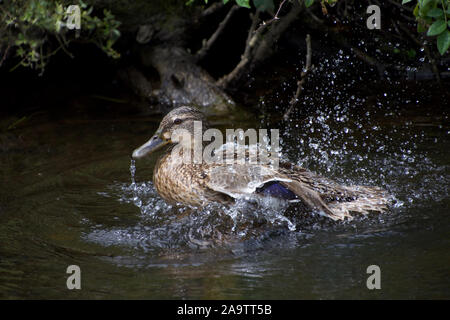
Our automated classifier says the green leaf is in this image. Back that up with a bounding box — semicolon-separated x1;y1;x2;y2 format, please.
253;0;274;12
305;0;315;7
55;20;61;33
402;0;412;4
79;0;88;9
111;29;121;41
417;21;427;32
426;8;444;18
419;0;434;16
437;29;450;55
235;0;251;8
413;3;419;17
420;0;434;8
427;19;447;36
223;0;230;4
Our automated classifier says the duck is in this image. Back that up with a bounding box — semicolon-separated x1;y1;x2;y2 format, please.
132;106;389;221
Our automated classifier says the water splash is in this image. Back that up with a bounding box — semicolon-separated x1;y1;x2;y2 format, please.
270;50;449;218
86;50;448;257
87;174;303;254
130;159;136;185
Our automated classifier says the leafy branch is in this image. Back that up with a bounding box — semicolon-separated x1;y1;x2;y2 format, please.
403;0;450;55
0;0;121;73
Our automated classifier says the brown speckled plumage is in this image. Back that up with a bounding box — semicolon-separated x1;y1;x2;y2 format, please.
133;106;390;221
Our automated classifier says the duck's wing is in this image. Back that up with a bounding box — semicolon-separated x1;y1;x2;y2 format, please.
205;164;290;198
204;163;346;220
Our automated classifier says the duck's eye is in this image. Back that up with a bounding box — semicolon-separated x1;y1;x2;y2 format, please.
173;118;183;125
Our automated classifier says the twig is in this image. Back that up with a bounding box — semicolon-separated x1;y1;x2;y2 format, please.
245;10;261;49
254;0;287;33
0;44;10;67
217;0;304;89
195;5;239;61
283;34;312;121
390;18;402;37
216;10;262;88
55;34;74;59
200;1;224;18
9;56;27;72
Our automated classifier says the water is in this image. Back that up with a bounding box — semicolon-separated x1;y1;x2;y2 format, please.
1;62;449;299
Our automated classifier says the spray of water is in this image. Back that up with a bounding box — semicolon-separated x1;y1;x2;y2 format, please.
86;50;448;257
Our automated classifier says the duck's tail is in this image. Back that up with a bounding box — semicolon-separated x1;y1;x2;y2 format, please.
327;186;390;220
282;181;390;221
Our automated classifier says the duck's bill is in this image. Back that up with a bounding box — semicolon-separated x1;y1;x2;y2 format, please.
132;135;169;159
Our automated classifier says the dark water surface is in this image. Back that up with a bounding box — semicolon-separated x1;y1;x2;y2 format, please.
1;79;449;299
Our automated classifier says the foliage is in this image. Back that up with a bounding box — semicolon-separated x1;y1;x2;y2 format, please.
0;0;121;73
402;0;450;55
187;0;338;11
188;0;448;55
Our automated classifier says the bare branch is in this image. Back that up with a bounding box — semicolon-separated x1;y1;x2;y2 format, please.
0;44;11;67
200;1;225;18
195;5;239;62
216;10;263;88
283;34;312;121
217;1;304;89
254;0;287;34
246;11;261;50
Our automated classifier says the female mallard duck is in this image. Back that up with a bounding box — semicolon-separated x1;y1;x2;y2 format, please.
132;106;389;220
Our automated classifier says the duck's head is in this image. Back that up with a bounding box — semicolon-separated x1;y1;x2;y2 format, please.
132;106;207;159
